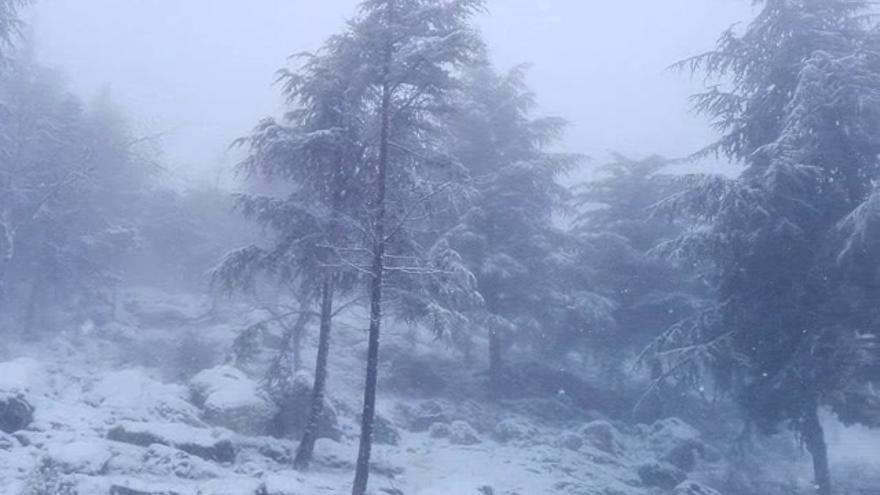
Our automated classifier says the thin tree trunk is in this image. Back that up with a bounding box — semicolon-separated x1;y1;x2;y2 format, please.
293;276;334;470
290;308;310;372
488;327;502;399
23;275;42;339
352;35;392;495
803;402;832;495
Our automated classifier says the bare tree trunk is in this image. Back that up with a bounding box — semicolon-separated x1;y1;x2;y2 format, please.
293;277;334;470
803;402;832;495
290;308;310;372
488;327;502;399
352;35;392;495
22;275;42;338
0;222;14;309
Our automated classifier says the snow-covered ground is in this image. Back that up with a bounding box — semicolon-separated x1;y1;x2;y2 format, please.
0;288;876;495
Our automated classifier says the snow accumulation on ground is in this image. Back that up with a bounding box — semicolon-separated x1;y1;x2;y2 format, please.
0;288;874;495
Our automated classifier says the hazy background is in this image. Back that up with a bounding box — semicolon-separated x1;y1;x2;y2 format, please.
26;0;756;186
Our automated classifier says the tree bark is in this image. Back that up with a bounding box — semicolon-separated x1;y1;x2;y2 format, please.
352;31;392;495
293;276;334;470
488;327;502;399
803;402;832;495
22;275;42;338
290;307;310;372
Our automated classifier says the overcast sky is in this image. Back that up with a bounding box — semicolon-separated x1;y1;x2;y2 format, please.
26;0;756;186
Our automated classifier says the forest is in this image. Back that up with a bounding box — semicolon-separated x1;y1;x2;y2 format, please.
0;1;878;494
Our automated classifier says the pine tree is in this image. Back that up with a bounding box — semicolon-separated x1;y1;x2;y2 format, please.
340;2;485;493
214;31;365;470
652;2;880;493
0;0;27;61
573;155;698;400
446;65;589;397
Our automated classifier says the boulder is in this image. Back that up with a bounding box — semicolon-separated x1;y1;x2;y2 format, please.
556;432;583;451
269;371;340;441
190;366;276;436
47;439;113;475
637;462;687;490
398;400;453;432
142;443;222;480
85;369;203;425
371;413;401;446
429;422;450;439
0;431;19;450
0;393;33;433
492;418;537;444
449;420;481;445
107;421;236;464
580;421;622;455
674;481;723;495
648;417;707;472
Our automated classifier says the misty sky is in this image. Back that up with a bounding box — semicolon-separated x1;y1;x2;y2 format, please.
27;0;755;186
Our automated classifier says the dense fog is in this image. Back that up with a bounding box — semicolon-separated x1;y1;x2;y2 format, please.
0;1;878;495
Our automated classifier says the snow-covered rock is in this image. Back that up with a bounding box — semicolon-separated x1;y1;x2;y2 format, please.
190;365;276;436
674;480;723;495
0;358;49;395
429;422;450;439
107;421;236;464
85;369;203;426
637;461;687;489
0;431;19;450
580;420;623;455
556;431;584;451
448;420;481;445
492;417;538;444
370;412;401;446
141;443;224;480
398;399;453;432
270;370;340;441
47;438;113;475
647;417;706;472
0;393;34;433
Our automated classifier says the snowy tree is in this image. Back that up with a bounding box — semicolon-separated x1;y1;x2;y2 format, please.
0;54;150;333
328;2;485;493
651;2;880;493
213;32;367;470
573;155;699;397
0;0;27;63
446;64;588;397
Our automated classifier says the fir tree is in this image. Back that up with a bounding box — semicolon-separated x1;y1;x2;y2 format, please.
653;2;880;493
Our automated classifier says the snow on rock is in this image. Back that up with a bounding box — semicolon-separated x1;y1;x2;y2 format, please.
0;393;34;433
47;438;113;475
0;357;49;395
448;420;481;445
429;422;450;439
398;399;454;432
556;431;584;451
369;412;401;446
492;417;538;444
580;421;623;455
107;421;236;464
674;480;724;495
0;431;19;450
270;370;340;441
190;365;276;436
0;358;45;434
646;418;707;472
85;369;203;426
141;443;224;480
637;461;687;490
